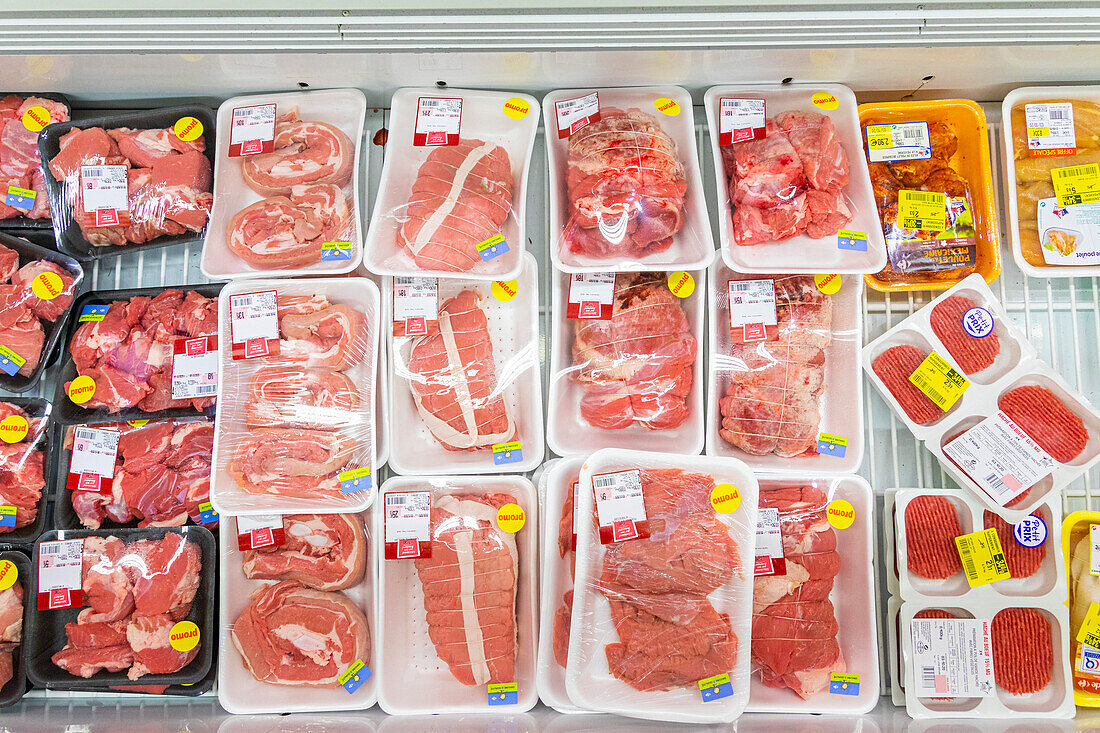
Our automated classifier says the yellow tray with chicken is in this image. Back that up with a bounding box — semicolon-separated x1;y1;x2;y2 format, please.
1062;510;1100;707
858;99;1001;293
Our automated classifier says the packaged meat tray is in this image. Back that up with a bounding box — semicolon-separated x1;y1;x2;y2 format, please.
370;272;391;468
894;489;1065;604
535;455;586;714
211;276;379;516
218;513;375;713
202;88;366;280
25;525;216;689
547;269;704;456
54;416;218;532
566;449;758;724
374;475;538;715
0;93;71;228
858;99;1000;292
1060;510;1100;707
703;84;887;276
862;273;1100;522
364;87;539;281
543;86;714;274
386;252;543;475
1001;86;1100;278
0;232;84;393
898;600;1074;719
38;105;216;261
0;550;29;708
0;398;53;544
745;475;878;714
51;283;221;426
706;265;864;474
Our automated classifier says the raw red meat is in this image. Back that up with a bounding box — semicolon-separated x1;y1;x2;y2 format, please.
227;428;354;499
553;482;577;669
130;532;201;620
108;126;204;169
0;573;23;689
0;309;43;376
245;366;360;430
227;183;350;269
594;469;740;691
563;107;688;258
242;513;367;591
0;243;17;281
999;385;1089;464
405;289;515;450
415;493;519;686
126;612;198;680
64;619;127;648
719;275;832;457
271;296;367;371
904;495;962;580
51;641;134;678
231;580;370;687
241;109;354;196
774;111;849;192
10;259;76;321
983;510;1045;578
0;402;46;532
872;344;944;425
572;273;696;431
0;96;68;220
81;536;137;623
991;607;1052;694
398;138;514;272
930;295;1001;375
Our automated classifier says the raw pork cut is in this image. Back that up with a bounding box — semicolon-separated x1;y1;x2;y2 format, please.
243;513;367;591
9;259;76;321
231;580;370;687
271;295;368;371
245;366;360;430
126;612;198;680
571;273;696;430
0;401;46;532
415;493;519;686
398;139;514;272
240;109;354;196
0;95;69;221
593;469;740;691
227;184;350;269
227;428;354;499
553;480;577;669
751;486;843;699
563;108;688;258
404;289;515;450
0;243;17;281
0;571;22;691
0;310;43;377
719;275;832;457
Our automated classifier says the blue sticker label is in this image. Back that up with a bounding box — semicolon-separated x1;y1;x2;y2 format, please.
5;186;35;209
320;241;353;261
492;441;522;466
699;680;734;702
830;672;861;696
339;660;371;693
487;683;518;705
963;306;994;338
816;433;848;458
1014;514;1047;547
339;467;372;494
0;346;24;376
0;507;16;528
79;304;109;322
837;229;868;252
197;502;219;525
476;234;509;262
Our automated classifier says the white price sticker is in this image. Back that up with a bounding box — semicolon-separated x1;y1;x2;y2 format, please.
866;122;932;163
236;514;285;551
229;103;277;156
718;98;767;145
37;539;84;610
414;97;462;146
1025;102;1076;156
728;279;777;341
1091;524;1100;577
911;618;995;698
555;92;600;138
592;470;647;544
754;508;785;577
80;165;129;217
384;491;432;559
230;290;279;359
393;277;439;334
172;334;219;400
70;427;120;480
567;272;616;319
942;411;1057;506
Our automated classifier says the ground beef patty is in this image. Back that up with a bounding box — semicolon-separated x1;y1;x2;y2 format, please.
930;294;1001;375
991;607;1052;694
873;344;944;425
999;385;1089;464
983;510;1046;578
905;495;963;579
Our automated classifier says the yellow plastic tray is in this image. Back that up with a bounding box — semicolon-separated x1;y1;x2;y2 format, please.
1062;510;1100;707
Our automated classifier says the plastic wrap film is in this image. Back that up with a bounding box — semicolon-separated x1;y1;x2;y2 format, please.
859;99;1000;291
39;106;215;259
218;512;374;713
375;475;537;714
57;416;216;531
387;253;543;475
544;87;713;272
203;89;366;279
548;270;704;456
1062;511;1100;707
25;526;215;692
709;264;863;473
566;449;757;723
211;277;378;515
54;284;220;423
746;476;877;714
365;88;538;280
0;399;49;543
0;550;28;708
0;94;70;224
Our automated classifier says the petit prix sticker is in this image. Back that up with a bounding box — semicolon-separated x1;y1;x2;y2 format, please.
963;306;994;338
1014;514;1047;547
955;527;1010;587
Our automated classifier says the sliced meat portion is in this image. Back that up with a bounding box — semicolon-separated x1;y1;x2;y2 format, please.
0;244;18;282
227;428;354;499
243;513;367;591
128;532;201;619
0;430;45;532
0;577;23;644
904;495;963;580
81;536;136;623
929;295;1001;375
245;366;360;430
241;110;355;196
272;297;367;371
872;344;944;425
0;310;44;376
108;126;206;169
126;613;198;680
51;642;134;678
226;184;349;270
10;259;76;322
774;110;849;192
999;385;1089;464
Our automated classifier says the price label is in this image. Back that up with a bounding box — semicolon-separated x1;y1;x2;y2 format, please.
963;306;994;338
728;279;776;343
229;103;277;157
1025;102;1076;157
230;290;280;360
68;426;120;494
555;92;600;139
172;334;218;401
898;189;947;232
567;272;616;319
830;672;861;696
1091;524;1100;576
1052;164;1100;206
80;165;130;227
718;98;766;145
911;618;995;698
754;507;785;577
383;490;432;560
0;507;15;529
908;351;968;410
942;411;1056;507
866;122;931;162
393;276;438;336
955;527;1011;587
197;502;219;525
817;432;848;458
414;97;462;147
1079;603;1100;650
475;233;509;262
837;229;868;252
79;304;109;322
592;470;649;544
37;539;84;610
1013;514;1047;548
236;515;286;551
492;441;523;466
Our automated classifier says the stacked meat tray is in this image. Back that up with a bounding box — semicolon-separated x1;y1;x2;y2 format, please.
4;79;1100;728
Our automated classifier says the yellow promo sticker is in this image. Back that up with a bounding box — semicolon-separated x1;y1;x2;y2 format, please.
169;620;200;652
31;270;64;301
68;374;97;404
814;273;842;295
491;279;518;302
826;499;855;529
667;271;694;298
1052;163;1100;206
1077;602;1100;649
654;97;681;116
502;97;531;119
811;92;839;111
955;527;1010;587
898;189;947;232
21;105;51;132
127;420;149;427
173;116;204;142
0;414;29;444
0;560;16;591
496;503;525;533
710;484;740;514
908;351;968;410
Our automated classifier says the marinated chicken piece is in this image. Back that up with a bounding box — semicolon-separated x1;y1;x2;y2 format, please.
888;158;951;188
869;164;902;206
922;167;970;198
928;121;959;161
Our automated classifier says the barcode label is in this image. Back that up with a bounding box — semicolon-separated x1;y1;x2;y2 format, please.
593;476;618;489
1051;108;1068;120
866;121;931;162
80;165;128;215
384;490;432;559
718;97;766;145
38;539;84;610
1025;102;1076;156
414;97;461;146
41;543;63;555
172;334;219;400
921;666;935;688
1053;165;1097;179
555;92;600;138
393;276;438;328
902;191;941;203
910;618;994;698
909;372;945;404
942;411;1055;506
229;103;277;157
592;470;647;544
958;537;978;578
386;494;408;505
194;384;217;395
230;290;279;356
728;279;776;335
